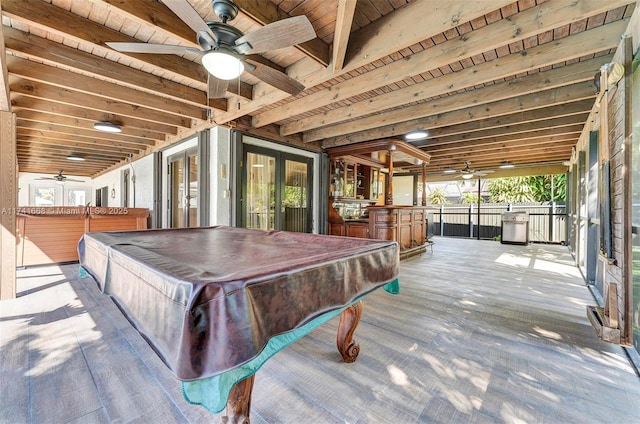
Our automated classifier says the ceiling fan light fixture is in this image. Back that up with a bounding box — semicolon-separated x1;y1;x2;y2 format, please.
405;130;428;141
93;122;122;133
202;50;244;80
461;173;474;180
66;155;85;161
499;161;514;169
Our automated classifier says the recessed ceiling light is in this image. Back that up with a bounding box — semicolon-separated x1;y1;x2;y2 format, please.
405;130;428;141
66;155;85;161
93;122;122;133
499;161;514;169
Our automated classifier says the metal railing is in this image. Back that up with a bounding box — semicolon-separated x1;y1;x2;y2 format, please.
426;202;566;243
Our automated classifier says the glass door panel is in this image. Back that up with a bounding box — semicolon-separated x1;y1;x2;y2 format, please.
246;152;276;230
283;159;308;232
170;156;185;228
169;148;198;228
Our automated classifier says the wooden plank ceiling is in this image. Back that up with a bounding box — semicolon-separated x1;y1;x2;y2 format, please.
1;0;635;179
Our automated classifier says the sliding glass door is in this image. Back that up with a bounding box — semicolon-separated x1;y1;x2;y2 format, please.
168;148;198;228
241;146;312;232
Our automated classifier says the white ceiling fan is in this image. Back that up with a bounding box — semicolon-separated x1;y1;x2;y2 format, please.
450;161;494;179
105;0;316;99
35;170;85;185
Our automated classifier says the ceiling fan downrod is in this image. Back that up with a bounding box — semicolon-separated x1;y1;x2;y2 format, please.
212;0;239;23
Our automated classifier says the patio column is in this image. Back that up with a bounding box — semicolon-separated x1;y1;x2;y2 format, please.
0;111;16;300
385;148;394;205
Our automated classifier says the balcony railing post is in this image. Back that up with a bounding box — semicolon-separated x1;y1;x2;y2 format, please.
469;203;474;238
440;205;444;236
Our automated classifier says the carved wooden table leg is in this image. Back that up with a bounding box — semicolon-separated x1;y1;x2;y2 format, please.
222;375;255;424
337;300;363;363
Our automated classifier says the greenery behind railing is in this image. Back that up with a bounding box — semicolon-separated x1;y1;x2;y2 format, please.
425;202;566;243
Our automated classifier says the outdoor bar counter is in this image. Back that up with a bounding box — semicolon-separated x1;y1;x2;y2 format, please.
16;206;149;266
329;205;428;258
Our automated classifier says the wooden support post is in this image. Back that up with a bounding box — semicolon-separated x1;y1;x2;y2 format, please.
385;149;394;205
0;111;17;300
421;163;427;206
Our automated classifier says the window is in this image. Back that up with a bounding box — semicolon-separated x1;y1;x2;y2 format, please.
33;187;55;206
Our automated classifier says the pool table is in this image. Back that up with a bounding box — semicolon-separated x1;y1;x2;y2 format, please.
78;226;399;422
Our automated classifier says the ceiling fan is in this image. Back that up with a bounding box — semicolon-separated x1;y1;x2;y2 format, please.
36;170;85;185
448;161;494;180
105;0;316;99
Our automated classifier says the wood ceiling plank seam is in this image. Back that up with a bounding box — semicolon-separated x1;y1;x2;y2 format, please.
252;1;631;129
320;82;597;148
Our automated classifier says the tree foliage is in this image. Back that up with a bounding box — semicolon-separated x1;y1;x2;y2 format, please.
488;177;535;203
428;187;449;205
460;192;482;204
487;174;566;203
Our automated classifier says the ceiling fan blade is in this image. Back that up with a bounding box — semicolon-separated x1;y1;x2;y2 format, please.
162;0;213;37
65;178;86;183
35;177;56;181
243;58;305;96
236;16;316;54
106;42;189;55
208;75;229;99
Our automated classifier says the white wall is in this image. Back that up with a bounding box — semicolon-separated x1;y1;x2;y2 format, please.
392;175;414;205
210;127;231;226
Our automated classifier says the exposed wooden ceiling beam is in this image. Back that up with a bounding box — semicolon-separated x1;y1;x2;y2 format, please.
217;0;513;123
17;128;152;149
315;74;597;147
283;35;617;138
2;26;228;109
16;132;141;156
331;0;357;72
16;110;167;141
16;120;160;146
415;101;594;141
416;115;589;148
10;78;193;128
7;55;208;120
323;94;596;148
2;0;207;82
11;97;180;135
252;0;629;129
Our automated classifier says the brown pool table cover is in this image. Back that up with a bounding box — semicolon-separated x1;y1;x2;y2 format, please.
78;226;399;381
